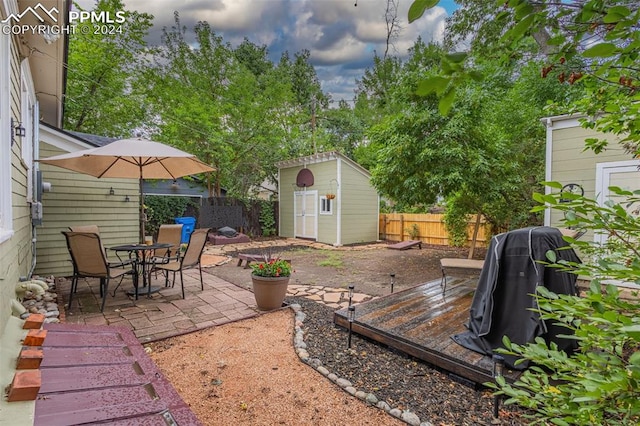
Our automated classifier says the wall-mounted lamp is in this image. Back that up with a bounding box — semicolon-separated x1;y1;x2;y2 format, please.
41;24;61;44
124;195;130;202
171;179;180;189
109;187;115;196
11;118;26;146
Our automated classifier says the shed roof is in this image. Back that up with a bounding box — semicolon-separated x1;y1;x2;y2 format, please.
276;151;370;177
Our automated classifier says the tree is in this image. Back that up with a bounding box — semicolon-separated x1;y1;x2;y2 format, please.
144;16;325;198
363;39;578;234
64;0;153;136
409;0;640;157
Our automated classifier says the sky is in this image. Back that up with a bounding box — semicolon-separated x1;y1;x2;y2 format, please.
76;0;458;103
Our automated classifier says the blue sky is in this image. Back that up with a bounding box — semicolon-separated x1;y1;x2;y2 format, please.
76;0;458;102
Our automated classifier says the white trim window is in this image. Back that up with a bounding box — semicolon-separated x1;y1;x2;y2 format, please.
0;24;13;243
20;65;36;202
320;195;333;215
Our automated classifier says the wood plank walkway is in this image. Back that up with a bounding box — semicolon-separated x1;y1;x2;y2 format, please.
333;278;521;385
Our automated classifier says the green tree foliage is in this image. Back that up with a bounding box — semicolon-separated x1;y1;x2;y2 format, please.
258;200;276;237
363;40;577;233
410;0;640;156
144;15;310;198
144;195;196;238
65;4;365;200
64;0;153;136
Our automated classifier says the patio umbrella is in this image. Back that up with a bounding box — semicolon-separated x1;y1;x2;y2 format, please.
39;138;215;242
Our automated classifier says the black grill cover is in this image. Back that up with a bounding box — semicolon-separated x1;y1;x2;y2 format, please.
452;226;580;369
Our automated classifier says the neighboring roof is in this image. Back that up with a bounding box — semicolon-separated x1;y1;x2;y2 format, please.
276;151;371;177
40;122;111;149
66;130;118;147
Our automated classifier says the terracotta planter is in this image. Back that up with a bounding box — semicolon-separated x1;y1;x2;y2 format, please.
251;274;290;311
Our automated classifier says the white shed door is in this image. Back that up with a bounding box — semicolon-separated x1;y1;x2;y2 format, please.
595;160;640;246
294;190;317;239
594;160;640;288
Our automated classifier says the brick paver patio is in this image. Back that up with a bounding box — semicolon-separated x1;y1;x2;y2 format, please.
57;267;259;342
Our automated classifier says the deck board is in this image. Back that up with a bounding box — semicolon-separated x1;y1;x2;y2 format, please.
334;278;521;385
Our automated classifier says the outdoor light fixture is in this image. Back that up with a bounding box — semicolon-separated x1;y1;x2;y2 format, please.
348;285;354;306
390;273;396;293
41;24;61;44
11;118;25;146
348;305;355;349
492;355;505;418
124;195;130;202
171;179;179;189
109;187;115;196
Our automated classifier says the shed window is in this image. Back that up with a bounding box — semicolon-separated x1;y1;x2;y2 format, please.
320;196;333;215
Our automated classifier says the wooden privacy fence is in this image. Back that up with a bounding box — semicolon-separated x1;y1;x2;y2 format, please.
379;213;488;247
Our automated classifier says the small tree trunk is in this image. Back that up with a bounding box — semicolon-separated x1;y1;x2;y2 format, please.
468;214;481;259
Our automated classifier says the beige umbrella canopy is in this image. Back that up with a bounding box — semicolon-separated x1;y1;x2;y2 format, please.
39;138;215;242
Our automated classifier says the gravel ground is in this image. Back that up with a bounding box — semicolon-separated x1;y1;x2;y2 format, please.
290;296;529;425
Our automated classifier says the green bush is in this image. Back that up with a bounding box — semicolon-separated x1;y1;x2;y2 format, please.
258;200;276;237
145;195;197;238
489;183;640;425
443;201;470;247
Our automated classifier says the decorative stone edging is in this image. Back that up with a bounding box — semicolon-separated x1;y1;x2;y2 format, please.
289;303;433;426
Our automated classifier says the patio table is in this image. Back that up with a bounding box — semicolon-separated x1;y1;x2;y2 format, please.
110;243;173;299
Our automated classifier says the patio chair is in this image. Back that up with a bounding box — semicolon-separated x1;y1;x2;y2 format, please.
68;224;134;267
154;228;210;299
149;224;183;279
62;231;138;312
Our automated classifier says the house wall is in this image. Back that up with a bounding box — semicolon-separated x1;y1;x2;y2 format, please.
544;116;631;229
339;158;379;245
0;10;35;334
36;142;140;277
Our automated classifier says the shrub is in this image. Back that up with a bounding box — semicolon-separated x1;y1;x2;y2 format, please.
489;183;640;425
258;200;276;237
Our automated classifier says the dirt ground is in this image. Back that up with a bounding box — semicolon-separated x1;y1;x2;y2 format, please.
207;242;487;297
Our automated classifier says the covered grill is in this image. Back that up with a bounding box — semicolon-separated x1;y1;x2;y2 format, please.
452;226;580;369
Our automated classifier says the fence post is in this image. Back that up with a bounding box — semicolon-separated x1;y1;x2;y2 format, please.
382;215;388;240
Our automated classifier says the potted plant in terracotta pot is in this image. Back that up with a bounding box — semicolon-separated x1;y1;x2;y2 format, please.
250;257;292;310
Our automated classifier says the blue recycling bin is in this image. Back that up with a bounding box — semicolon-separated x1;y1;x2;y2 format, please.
174;217;196;243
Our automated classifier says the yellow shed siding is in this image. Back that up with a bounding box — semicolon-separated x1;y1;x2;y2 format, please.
278;168;296;237
339;161;378;244
547;117;632;236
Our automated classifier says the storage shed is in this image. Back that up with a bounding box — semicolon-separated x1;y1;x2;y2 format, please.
277;152;379;246
543;114;639;245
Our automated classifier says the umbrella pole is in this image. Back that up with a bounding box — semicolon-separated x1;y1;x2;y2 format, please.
139;174;145;243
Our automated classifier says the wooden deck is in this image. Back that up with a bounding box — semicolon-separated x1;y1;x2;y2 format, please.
334;277;521;385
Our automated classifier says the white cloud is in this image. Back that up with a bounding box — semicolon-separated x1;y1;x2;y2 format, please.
75;0;452;101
